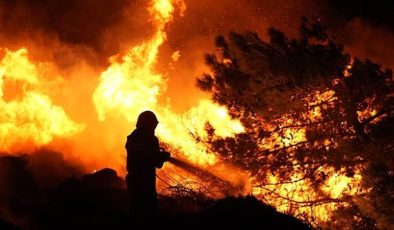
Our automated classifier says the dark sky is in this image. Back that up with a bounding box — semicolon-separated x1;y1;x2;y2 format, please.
326;0;394;30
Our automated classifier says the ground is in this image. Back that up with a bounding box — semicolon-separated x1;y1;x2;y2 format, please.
0;156;310;230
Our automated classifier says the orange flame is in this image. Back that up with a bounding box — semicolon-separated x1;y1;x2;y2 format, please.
93;0;246;189
0;48;83;152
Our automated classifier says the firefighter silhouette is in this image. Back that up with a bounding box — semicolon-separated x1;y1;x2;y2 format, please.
125;111;170;224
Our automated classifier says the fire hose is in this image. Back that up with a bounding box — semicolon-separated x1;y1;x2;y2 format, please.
158;151;235;191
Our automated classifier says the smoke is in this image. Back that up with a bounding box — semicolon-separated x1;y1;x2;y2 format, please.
0;0;391;69
321;0;394;69
340;19;394;70
160;0;326;111
0;0;123;42
0;0;154;67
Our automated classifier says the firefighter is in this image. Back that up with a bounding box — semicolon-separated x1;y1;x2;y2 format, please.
125;111;170;224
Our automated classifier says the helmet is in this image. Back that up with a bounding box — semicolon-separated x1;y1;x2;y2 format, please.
136;111;158;130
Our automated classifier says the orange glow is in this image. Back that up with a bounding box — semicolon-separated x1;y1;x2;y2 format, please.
249;88;365;223
0;48;83;152
253;168;362;222
0;0;367;227
93;0;246;189
93;0;244;164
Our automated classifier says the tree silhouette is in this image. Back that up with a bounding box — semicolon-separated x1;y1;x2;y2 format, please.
197;18;393;228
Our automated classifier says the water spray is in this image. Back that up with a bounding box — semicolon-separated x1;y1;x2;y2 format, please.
160;147;243;195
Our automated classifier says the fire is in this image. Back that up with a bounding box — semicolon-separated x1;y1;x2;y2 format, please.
93;0;245;185
322;169;362;199
0;48;83;152
248;89;365;223
253;168;362;222
0;0;368;227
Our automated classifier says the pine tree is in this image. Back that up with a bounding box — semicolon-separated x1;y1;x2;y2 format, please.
197;18;393;228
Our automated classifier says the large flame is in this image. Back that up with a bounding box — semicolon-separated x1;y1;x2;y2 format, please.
93;0;245;186
0;48;83;152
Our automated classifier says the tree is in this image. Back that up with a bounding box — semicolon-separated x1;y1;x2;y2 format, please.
197;18;393;228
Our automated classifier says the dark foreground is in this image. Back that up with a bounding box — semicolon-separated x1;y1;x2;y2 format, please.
0;155;310;230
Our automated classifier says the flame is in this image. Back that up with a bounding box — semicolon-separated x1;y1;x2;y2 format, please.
93;0;245;186
0;48;83;152
344;59;354;78
252;167;362;222
91;0;363;223
0;0;367;227
251;89;364;223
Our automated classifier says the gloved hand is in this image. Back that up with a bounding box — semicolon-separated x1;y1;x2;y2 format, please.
159;148;171;162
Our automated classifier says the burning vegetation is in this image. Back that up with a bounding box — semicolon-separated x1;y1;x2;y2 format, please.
0;0;393;229
197;21;393;227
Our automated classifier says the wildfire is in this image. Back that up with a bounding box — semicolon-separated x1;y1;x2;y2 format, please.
93;0;245;188
0;0;368;227
253;168;362;222
0;48;83;152
248;89;365;223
